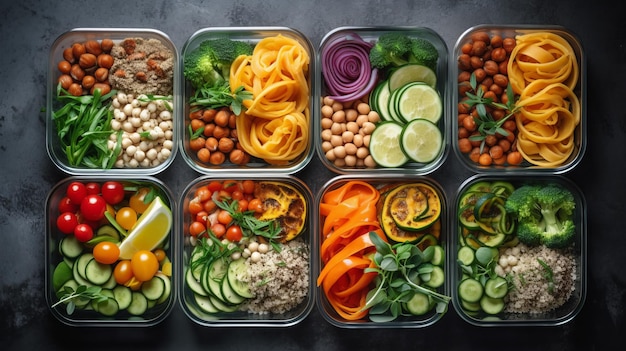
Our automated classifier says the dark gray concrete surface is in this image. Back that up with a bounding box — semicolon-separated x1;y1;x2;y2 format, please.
0;0;624;349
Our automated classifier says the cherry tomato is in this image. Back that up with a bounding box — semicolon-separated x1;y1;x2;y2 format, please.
207;180;223;193
73;223;94;242
222;180;241;194
242;180;256;194
58;196;78;214
80;194;107;221
194;185;211;202
189;221;206;237
131;250;159;282
129;187;151;214
237;199;249;212
57;212;79;234
85;182;101;195
101;181;125;205
210;223;226;238
231;190;243;201
248;198;264;214
66;181;87;205
188;199;204;216
203;199;217;213
93;241;120;264
116;207;138;230
153;248;166;262
113;260;133;284
226;225;243;242
217;209;232;225
195;211;209;225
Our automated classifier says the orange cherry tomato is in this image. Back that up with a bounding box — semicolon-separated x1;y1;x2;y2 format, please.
93;241;120;264
242;180;256;194
153;248;166;262
211;223;226;238
113;260;134;284
248;198;264;214
188;199;204;215
217;209;233;225
129;187;151;214
131;250;159;282
189;221;206;237
116;206;138;230
203;199;217;213
206;180;223;193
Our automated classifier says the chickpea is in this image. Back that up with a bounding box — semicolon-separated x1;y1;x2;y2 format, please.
333;145;347;159
321;104;334;118
462;115;476;132
502;37;516;54
471;40;487;57
229;149;246;164
470;56;483;69
458;54;471;70
345;108;358;122
483;60;499;76
491;47;508;62
478;152;493;166
218;137;235;153
214;109;230;127
458;138;472;153
209;150;226;165
332;110;346;123
356;102;370;115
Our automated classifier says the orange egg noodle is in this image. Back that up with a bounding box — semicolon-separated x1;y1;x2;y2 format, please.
507;31;581;167
230;35;310;165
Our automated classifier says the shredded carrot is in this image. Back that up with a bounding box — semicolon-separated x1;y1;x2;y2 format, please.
318;180;385;321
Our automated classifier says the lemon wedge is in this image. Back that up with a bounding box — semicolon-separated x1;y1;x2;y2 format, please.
118;196;172;260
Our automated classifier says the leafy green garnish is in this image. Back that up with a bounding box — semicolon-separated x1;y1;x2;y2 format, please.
363;232;451;322
463;73;519;153
52;285;110;315
214;198;283;252
537;258;555;294
190;235;241;274
189;82;252;115
52;83;121;168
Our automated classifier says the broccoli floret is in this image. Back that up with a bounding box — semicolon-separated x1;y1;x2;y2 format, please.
183;38;254;89
369;33;439;71
505;184;577;249
409;38;439;71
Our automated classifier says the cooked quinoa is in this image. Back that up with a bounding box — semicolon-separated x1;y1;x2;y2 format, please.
239;238;310;314
496;243;577;314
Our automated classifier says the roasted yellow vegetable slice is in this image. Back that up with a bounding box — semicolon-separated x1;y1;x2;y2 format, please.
254;181;306;241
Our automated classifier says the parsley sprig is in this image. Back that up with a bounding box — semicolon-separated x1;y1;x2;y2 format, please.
363;232;451;322
463;73;520;152
189;82;252;115
52;285;110;315
214;198;282;252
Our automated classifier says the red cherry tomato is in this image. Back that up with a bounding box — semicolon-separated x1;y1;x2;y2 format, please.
58;196;78;214
93;241;120;264
80;194;107;221
206;180;223;193
225;225;243;242
131;250;159;282
73;223;94;242
101;181;125;205
85;182;101;195
66;181;87;205
113;260;133;284
56;212;79;234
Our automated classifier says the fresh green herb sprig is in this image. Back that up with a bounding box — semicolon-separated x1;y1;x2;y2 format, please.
363;232;451;322
52;84;121;168
189;82;252;115
537;258;555;294
215;198;282;252
190;235;241;274
463;73;519;152
52;285;109;315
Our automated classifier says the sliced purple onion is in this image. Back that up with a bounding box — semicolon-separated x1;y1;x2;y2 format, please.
322;32;378;102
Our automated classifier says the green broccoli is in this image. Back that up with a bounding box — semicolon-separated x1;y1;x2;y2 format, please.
183;38;254;89
368;33;439;71
505;184;577;249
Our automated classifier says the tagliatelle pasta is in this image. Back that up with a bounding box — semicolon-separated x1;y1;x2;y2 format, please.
230;35;310;164
507;32;581;167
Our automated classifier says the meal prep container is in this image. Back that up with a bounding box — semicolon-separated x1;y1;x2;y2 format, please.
45;176;177;326
451;25;586;174
316;27;450;175
46;28;181;176
179;27;315;175
316;174;450;328
178;175;315;327
451;174;586;326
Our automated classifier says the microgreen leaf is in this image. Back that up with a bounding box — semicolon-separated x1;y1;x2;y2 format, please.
51;285;110;315
189;82;252;115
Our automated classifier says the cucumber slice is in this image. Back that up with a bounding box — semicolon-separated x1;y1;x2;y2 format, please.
388;64;437;91
59;235;83;258
430;245;445;267
457;246;475;266
204;258;228;302
424;265;445;288
113;285;132;310
387;85;407;123
368;80;381;114
84;257;113;285
186;266;208;296
480;295;505;315
227;258;253;299
484;276;508;299
194;293;219;314
141;275;165;301
400;118;442;163
394;82;442;123
405;292;433;315
221;273;245;305
127;291;148;316
458;278;483;303
95;296;119;317
155;273;171;305
369;121;408;168
375;80;393;122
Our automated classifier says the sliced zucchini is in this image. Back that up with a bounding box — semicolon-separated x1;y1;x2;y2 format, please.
480;295;505;315
405;292;433;315
424;265;445;288
458;278;483;303
484;276;508;299
457;246;475;266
